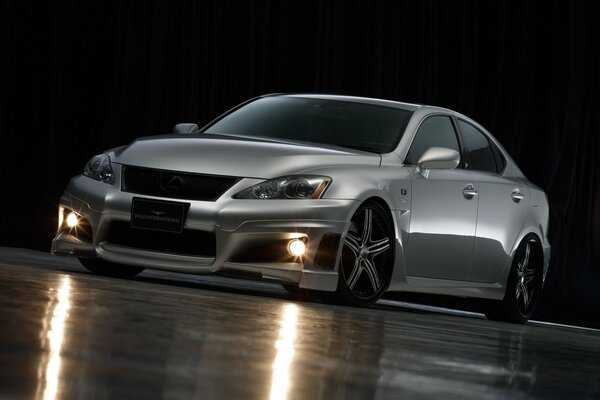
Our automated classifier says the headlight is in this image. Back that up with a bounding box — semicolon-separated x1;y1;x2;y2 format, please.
83;154;115;185
234;175;331;199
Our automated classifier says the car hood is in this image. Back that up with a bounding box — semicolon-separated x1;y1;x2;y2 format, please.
108;134;381;178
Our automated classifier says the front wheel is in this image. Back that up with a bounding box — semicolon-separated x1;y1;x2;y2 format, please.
484;235;544;323
319;201;395;307
78;258;144;279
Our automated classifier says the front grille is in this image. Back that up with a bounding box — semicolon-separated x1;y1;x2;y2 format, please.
122;166;239;201
106;221;216;257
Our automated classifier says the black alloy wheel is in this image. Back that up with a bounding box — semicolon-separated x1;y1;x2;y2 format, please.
485;235;543;323
332;201;395;306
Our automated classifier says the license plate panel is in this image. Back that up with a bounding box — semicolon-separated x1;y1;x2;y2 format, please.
131;198;188;233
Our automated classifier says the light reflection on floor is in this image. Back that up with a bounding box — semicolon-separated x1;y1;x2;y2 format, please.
35;276;72;400
269;304;298;400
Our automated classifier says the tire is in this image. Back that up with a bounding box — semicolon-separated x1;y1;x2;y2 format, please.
78;258;144;279
484;234;543;323
318;200;395;307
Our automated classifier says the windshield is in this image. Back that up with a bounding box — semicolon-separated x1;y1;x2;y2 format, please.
203;96;413;153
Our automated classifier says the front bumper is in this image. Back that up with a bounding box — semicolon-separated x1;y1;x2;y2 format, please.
52;173;357;292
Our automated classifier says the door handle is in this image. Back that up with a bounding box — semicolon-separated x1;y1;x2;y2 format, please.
462;184;478;199
511;189;524;202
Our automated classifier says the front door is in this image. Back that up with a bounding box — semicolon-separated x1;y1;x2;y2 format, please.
403;115;478;280
406;169;478;280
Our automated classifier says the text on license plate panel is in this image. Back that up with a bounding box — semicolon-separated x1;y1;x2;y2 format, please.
131;198;188;233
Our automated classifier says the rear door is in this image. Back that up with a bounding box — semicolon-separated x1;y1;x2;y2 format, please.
456;119;528;283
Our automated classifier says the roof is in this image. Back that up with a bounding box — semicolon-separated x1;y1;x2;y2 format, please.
274;93;423;111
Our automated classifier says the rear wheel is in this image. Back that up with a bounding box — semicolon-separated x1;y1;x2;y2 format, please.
484;235;543;323
319;200;395;306
78;258;144;279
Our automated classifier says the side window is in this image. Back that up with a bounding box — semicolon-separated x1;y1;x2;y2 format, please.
457;120;497;173
404;115;460;165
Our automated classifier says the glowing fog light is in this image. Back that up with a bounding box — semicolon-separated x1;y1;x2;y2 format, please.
288;239;306;257
65;212;79;228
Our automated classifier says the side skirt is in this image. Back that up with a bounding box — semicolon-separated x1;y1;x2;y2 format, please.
390;276;506;300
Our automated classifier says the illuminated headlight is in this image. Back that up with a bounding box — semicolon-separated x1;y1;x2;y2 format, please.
234;176;331;199
83;154;115;185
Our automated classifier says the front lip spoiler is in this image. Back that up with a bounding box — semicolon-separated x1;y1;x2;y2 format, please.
51;238;96;258
97;242;216;270
51;236;340;291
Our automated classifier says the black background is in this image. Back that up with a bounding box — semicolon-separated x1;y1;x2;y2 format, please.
1;1;598;326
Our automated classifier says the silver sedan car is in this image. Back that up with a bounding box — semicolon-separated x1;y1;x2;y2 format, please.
52;94;550;323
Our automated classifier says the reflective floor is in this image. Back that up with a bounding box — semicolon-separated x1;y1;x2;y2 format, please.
0;248;599;400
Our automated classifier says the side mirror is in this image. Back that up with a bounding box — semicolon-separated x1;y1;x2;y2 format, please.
173;123;199;134
416;147;460;177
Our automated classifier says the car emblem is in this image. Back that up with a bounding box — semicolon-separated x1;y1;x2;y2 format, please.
150;210;166;216
160;175;184;193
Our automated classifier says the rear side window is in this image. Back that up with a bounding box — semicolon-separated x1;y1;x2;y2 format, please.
404;115;460;165
457;120;497;173
491;144;506;173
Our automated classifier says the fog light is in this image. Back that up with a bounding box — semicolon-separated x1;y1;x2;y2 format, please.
66;212;79;228
288;239;306;257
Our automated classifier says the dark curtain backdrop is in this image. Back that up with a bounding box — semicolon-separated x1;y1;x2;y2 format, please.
1;1;598;326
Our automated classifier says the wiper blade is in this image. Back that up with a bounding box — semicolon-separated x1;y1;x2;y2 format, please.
333;143;381;153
